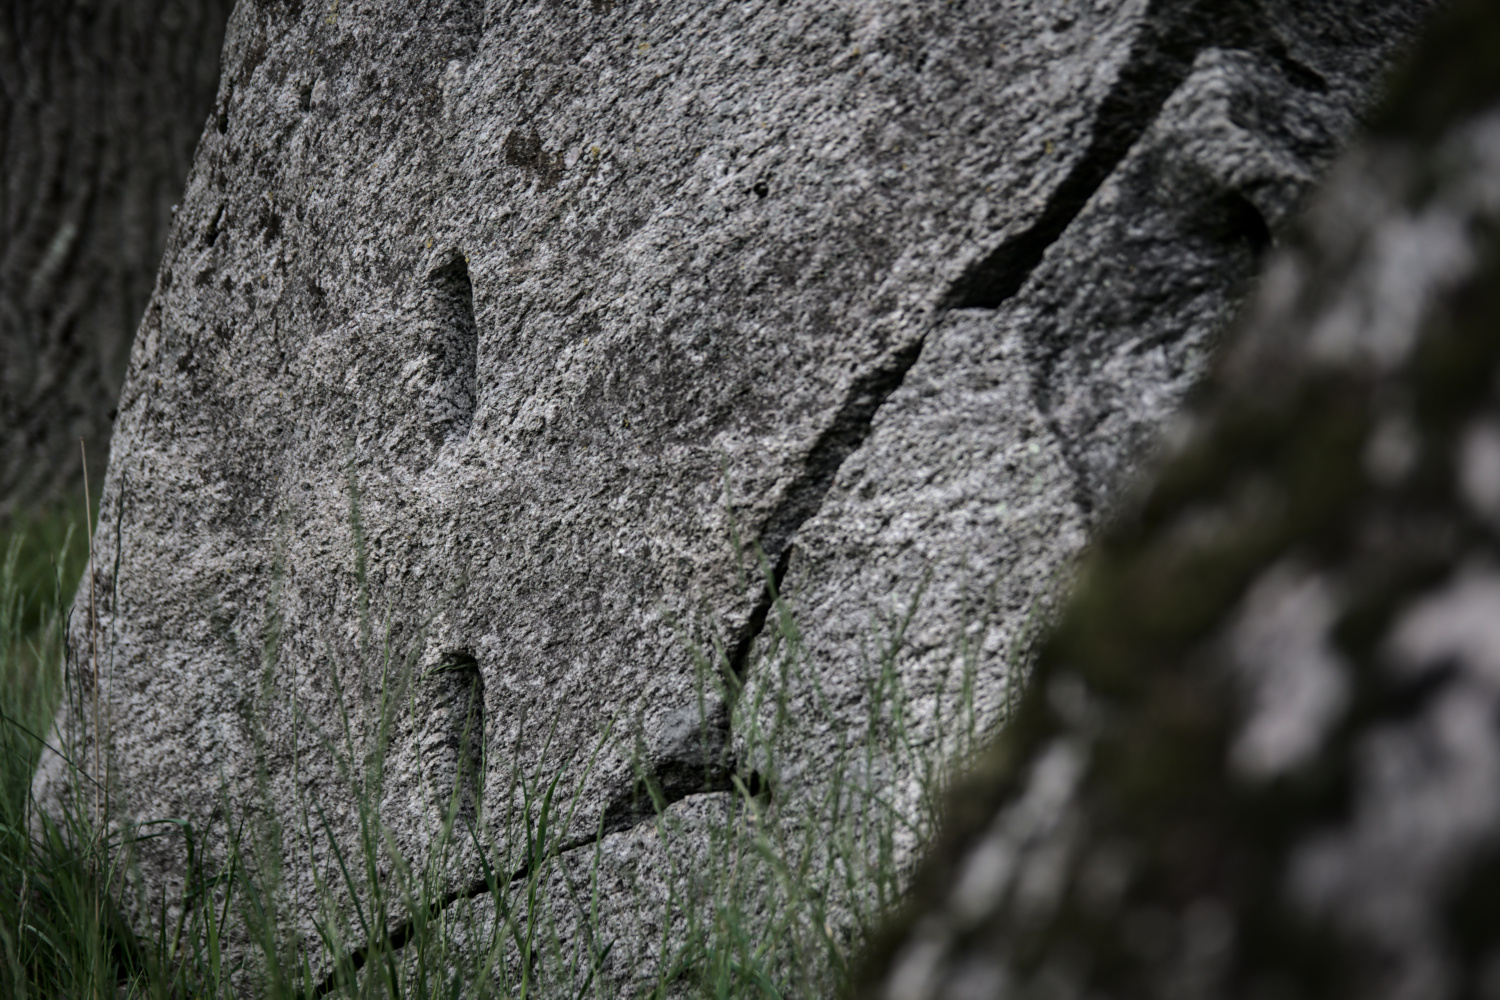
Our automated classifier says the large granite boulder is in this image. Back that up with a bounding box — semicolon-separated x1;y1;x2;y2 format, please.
0;0;233;514
37;0;1438;990
859;3;1500;998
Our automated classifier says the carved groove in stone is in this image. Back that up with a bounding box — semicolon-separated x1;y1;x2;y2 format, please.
420;253;479;446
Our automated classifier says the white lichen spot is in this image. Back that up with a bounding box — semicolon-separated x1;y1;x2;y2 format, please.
948;739;1087;924
1459;419;1500;523
1388;569;1500;686
884;929;947;1000
1281;569;1500;1000
1364;413;1419;486
1227;561;1349;781
1289;683;1500;1000
30;220;79;295
1308;206;1474;370
944;957;1010;1000
949;828;1017;926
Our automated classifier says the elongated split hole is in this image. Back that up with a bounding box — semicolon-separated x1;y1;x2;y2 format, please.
418;652;484;825
422;253;479;444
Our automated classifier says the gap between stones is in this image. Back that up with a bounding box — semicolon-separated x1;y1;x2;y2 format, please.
309;2;1253;982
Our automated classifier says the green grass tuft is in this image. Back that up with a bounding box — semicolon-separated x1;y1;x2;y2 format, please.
0;500;1038;999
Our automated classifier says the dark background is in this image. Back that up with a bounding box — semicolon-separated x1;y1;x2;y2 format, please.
0;0;234;517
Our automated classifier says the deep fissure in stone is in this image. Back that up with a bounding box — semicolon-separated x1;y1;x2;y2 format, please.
712;335;931;777
710;0;1252;844
730;1;1252;662
595;699;739;839
305;827;633;1000
946;0;1302;524
726;543;795;684
760;338;929;565
943;0;1288;310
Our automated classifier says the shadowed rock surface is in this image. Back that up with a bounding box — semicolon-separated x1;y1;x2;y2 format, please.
858;4;1500;998
35;0;1439;990
0;0;233;514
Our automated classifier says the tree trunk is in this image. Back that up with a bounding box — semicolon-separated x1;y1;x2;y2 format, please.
0;0;233;515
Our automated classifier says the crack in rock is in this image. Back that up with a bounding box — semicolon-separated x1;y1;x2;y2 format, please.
947;0;1324;312
949;0;1336;523
727;0;1262;668
595;699;739;838
305;823;644;999
759;337;930;567
703;5;1237;815
944;0;1220;309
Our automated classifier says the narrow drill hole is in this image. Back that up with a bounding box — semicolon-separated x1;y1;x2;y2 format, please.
421;253;479;445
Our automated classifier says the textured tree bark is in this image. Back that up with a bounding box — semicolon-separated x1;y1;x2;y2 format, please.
0;0;233;515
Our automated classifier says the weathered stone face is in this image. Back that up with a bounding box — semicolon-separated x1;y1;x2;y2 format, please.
36;0;1438;989
858;4;1500;998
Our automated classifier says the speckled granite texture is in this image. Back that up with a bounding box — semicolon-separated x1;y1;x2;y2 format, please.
35;0;1438;988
